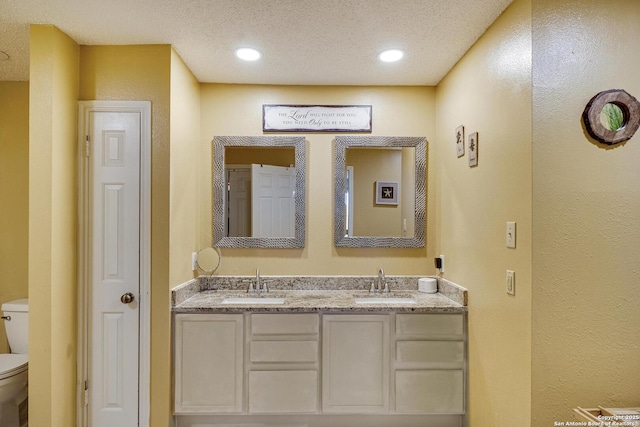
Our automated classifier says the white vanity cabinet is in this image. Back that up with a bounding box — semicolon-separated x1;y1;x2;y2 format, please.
174;313;244;413
322;314;390;413
173;310;466;418
393;314;466;414
248;313;320;414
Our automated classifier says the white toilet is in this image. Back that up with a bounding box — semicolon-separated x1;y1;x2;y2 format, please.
0;299;28;427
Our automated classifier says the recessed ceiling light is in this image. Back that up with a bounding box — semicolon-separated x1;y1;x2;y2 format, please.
0;51;9;61
378;49;404;63
235;47;262;61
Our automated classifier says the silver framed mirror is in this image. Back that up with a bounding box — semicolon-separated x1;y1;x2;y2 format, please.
213;136;306;248
334;136;426;248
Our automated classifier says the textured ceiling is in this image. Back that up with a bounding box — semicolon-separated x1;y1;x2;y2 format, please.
0;0;513;85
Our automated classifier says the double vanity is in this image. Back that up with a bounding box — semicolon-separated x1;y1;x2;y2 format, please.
171;135;467;425
171;275;468;426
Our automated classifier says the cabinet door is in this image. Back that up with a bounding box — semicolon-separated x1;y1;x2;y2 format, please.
322;315;389;413
174;313;243;413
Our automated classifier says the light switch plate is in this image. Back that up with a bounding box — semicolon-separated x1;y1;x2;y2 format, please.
506;222;516;248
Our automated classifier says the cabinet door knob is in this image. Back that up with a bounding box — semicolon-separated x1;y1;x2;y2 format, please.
120;292;135;304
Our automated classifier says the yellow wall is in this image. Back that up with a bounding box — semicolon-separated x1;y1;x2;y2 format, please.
532;0;640;424
29;24;79;427
0;81;29;354
346;148;403;237
170;48;201;285
435;0;532;425
79;44;173;427
199;84;436;275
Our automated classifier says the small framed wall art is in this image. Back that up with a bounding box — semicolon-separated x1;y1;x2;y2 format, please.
468;131;478;167
456;125;465;157
582;89;640;145
375;181;399;205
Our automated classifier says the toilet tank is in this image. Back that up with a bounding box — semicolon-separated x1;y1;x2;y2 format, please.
2;299;28;354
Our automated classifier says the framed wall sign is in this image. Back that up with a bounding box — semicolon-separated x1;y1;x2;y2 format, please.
263;104;372;133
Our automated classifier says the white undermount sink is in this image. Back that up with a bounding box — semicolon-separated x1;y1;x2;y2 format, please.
221;297;286;305
354;297;416;304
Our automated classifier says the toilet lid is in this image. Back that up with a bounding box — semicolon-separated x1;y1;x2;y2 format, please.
0;354;28;380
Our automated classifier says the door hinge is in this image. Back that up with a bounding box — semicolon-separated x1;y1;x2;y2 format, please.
85;135;90;157
84;380;89;406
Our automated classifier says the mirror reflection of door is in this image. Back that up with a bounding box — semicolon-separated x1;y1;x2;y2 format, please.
226;167;251;237
251;164;295;238
226;164;295;238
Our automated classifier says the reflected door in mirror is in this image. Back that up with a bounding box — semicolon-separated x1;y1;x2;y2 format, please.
226;164;295;238
227;168;251;237
251;164;295;238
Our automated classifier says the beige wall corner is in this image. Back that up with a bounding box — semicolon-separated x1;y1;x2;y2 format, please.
170;48;201;285
532;0;640;424
0;81;29;354
435;0;532;424
29;24;79;427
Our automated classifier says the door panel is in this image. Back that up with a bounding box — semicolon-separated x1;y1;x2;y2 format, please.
322;315;389;413
89;111;141;426
251;164;295;237
174;314;244;413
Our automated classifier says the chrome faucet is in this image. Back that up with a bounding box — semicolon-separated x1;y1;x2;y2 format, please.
246;268;268;293
374;268;388;293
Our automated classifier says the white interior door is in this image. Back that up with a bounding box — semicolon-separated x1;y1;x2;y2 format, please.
226;168;251;237
251;164;295;238
89;111;141;426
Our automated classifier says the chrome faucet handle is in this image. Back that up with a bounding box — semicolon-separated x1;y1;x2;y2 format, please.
383;282;389;294
369;282;376;293
241;278;256;293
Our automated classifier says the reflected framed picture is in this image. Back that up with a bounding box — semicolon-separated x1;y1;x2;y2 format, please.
468;131;478;167
375;181;399;205
456;125;465;157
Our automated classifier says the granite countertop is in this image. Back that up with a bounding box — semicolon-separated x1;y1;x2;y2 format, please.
172;276;467;314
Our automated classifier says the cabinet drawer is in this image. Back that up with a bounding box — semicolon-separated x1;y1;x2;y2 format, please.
395;370;464;414
249;370;318;413
396;341;464;364
396;314;464;336
251;314;319;335
250;341;318;363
